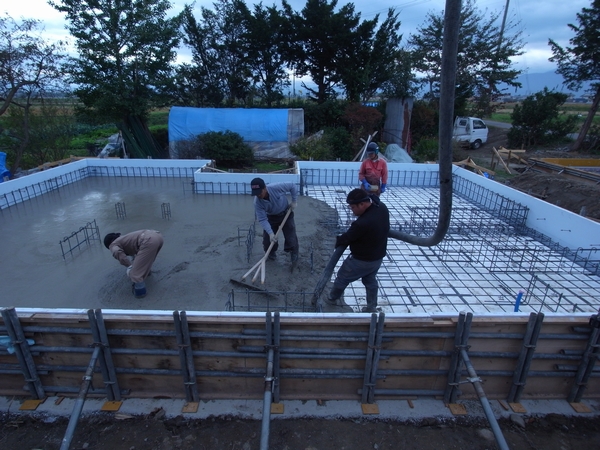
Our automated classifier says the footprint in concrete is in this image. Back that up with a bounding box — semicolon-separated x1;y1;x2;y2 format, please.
166;262;190;276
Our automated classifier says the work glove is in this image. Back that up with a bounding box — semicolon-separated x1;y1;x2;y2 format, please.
361;179;371;190
269;232;277;243
126;266;133;277
290;201;297;210
381;183;386;193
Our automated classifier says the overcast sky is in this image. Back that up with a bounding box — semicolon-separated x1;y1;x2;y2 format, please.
2;0;592;74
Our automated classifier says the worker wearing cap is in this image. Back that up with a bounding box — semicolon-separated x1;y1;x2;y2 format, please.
359;142;388;196
103;230;163;298
324;189;389;313
250;177;299;263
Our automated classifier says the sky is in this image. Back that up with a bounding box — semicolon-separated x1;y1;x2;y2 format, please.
1;0;592;74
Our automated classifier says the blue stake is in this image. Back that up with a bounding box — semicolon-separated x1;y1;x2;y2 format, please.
514;290;524;312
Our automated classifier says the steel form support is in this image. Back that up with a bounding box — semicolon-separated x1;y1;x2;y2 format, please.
173;311;199;402
507;312;544;403
568;309;600;403
444;311;470;404
361;313;386;404
87;309;121;401
273;312;281;404
260;312;279;450
0;307;45;399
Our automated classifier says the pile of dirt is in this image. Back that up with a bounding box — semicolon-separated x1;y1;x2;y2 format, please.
505;171;600;220
458;125;600;221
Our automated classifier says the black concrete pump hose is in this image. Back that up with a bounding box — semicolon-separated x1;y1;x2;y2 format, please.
313;0;462;306
388;0;460;247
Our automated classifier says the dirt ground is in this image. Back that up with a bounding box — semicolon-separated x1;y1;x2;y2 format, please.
455;126;600;220
2;410;600;449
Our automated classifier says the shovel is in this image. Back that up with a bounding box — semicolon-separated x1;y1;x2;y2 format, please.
242;207;292;284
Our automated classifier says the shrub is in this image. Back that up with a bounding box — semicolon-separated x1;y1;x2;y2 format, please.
178;131;253;168
411;137;439;163
508;88;578;149
289;134;332;161
324;127;354;161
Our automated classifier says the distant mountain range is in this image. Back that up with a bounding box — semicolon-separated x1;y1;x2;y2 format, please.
499;71;593;98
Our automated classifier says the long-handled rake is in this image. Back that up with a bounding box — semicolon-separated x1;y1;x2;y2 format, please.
242;208;292;284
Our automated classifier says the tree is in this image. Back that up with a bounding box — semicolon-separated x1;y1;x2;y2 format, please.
507;88;578;149
0;15;68;173
181;0;253;107
340;9;406;101
282;0;372;103
379;48;419;100
243;3;289;106
549;0;600;152
409;0;523;117
49;0;183;157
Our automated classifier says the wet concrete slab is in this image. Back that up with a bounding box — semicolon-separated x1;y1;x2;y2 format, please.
2;177;256;310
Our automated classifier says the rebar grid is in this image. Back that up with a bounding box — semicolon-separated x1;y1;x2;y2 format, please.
115;202;126;219
87;166;197;178
225;289;315;312
59;220;101;260
306;182;600;314
161;202;171;220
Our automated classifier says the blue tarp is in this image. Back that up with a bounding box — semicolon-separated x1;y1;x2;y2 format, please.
168;107;289;143
0;152;11;182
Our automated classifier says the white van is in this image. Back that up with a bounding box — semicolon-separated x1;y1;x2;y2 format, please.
452;117;488;149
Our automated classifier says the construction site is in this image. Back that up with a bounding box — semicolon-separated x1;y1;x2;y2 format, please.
1;154;600;449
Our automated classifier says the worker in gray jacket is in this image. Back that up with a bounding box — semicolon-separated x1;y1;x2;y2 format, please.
251;177;299;264
104;230;164;298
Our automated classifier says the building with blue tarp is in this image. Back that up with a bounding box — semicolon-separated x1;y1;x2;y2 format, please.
168;107;304;159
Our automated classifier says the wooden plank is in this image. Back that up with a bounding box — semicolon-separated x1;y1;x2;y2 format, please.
182;402;199;413
569;402;591;413
448;403;467;415
361;403;380;414
101;401;123;411
509;403;527;413
271;403;285;414
19;399;45;410
493;147;512;174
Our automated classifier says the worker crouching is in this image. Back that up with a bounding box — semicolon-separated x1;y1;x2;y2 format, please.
359;142;388;196
104;230;164;298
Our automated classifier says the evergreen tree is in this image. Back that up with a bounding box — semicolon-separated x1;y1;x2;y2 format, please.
409;0;523;117
549;0;600;152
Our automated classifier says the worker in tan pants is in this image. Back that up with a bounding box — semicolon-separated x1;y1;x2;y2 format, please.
104;230;164;298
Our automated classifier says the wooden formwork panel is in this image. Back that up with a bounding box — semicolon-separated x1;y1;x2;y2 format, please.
1;311;598;401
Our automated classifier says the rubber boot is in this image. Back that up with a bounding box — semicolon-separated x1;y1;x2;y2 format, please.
325;287;344;306
290;250;299;273
362;288;378;313
132;281;147;298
